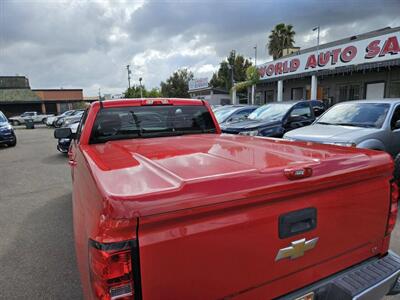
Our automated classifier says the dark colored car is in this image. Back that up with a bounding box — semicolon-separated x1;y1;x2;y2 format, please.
56;120;81;153
310;99;326;117
221;100;316;137
214;105;259;125
0;111;17;147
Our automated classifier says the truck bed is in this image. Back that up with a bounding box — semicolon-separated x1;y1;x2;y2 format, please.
83;134;393;299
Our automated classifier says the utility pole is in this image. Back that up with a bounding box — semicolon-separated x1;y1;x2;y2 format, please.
230;50;236;88
254;45;257;66
139;77;143;98
126;65;131;89
98;87;101;101
252;45;258;105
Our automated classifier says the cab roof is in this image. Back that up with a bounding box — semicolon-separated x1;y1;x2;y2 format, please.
94;98;205;108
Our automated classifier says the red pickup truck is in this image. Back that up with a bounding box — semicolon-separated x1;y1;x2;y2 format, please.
55;98;400;300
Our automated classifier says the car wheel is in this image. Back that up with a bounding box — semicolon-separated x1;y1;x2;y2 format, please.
12;120;20;126
7;138;17;147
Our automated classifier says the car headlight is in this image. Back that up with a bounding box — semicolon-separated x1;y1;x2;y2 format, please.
328;141;357;147
0;124;12;130
239;130;259;136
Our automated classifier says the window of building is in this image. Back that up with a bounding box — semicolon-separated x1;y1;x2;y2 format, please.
338;84;360;101
322;87;330;100
291;87;304;100
349;85;360;100
266;90;274;103
389;81;400;98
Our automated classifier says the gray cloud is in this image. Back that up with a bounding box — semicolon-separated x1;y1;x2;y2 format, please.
1;0;399;95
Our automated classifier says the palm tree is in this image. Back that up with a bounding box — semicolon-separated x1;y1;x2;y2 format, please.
268;23;296;60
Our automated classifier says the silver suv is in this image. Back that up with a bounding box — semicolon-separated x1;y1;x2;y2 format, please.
284;99;400;157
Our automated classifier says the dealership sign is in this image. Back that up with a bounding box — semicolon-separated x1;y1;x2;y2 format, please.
189;78;209;90
258;31;400;80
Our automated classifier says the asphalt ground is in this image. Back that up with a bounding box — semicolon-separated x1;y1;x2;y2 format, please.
0;128;399;299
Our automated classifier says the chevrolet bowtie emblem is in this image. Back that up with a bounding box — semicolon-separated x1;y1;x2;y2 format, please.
275;237;319;261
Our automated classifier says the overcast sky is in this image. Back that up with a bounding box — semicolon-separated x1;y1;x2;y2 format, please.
1;0;399;96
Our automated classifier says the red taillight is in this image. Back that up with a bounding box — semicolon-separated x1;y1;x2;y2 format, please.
386;181;399;235
89;240;138;300
141;99;170;105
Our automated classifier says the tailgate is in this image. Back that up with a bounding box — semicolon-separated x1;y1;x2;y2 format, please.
137;175;392;299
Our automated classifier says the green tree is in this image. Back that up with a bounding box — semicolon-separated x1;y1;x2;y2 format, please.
235;66;260;92
268;23;296;60
160;69;194;98
124;85;162;98
209;51;252;91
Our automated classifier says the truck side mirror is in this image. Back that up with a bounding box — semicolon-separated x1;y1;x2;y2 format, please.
54;127;73;139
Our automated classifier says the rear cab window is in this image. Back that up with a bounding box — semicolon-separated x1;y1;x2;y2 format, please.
90;105;216;144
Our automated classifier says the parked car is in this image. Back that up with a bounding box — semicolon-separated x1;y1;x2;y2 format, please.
284;99;400;157
55;109;84;127
221;100;316;137
309;99;326;117
46;110;75;127
56;122;79;153
9;111;54;125
55;98;400;300
213;105;258;125
0;111;16;147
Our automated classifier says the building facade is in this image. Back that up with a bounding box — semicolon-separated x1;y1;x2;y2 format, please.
33;89;84;114
0;76;84;117
189;87;231;105
251;27;400;107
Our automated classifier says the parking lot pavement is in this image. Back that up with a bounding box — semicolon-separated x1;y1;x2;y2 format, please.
0;128;82;299
0;128;399;299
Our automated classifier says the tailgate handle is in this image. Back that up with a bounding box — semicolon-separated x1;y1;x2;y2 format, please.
279;207;317;239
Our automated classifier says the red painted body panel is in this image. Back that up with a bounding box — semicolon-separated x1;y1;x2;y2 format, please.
70;99;395;300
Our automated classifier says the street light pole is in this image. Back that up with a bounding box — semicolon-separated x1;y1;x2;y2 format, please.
126;65;131;89
313;26;320;51
139;77;143;98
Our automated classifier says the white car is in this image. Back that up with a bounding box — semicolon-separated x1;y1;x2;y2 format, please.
9;111;54;125
46;110;75;126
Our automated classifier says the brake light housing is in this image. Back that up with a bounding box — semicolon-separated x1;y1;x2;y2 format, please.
386;181;399;235
141;99;170;105
89;239;141;300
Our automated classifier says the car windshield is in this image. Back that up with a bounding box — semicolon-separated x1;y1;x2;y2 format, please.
62;110;74;116
248;103;292;121
316;103;390;128
90;105;217;144
214;107;239;123
0;112;7;123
